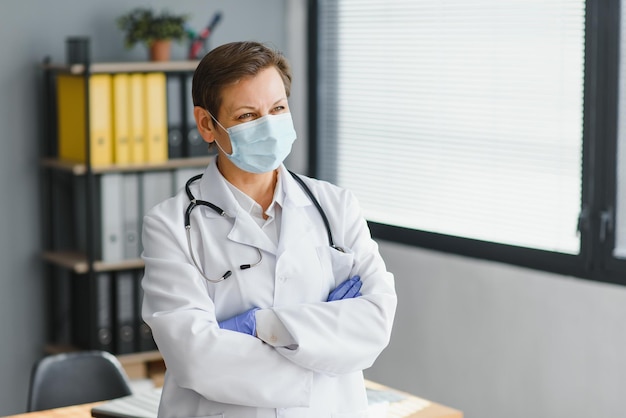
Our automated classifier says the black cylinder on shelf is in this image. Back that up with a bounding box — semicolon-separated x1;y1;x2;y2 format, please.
66;36;90;65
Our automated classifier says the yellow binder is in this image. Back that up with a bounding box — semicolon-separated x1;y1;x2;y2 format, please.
57;74;113;166
129;73;145;164
143;72;168;163
112;73;131;164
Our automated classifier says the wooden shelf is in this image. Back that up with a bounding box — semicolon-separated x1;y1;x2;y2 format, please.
42;251;144;274
44;345;159;362
117;349;163;364
44;345;164;382
41;156;212;175
42;60;200;75
118;350;166;383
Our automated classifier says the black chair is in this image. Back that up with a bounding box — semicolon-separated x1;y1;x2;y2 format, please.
27;350;133;412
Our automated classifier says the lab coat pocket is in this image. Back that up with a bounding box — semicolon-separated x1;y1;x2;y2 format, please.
316;245;355;288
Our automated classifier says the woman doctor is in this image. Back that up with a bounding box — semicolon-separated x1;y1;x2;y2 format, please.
141;41;397;418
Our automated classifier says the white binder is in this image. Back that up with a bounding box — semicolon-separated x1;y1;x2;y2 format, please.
122;173;141;259
140;171;174;216
173;166;205;194
100;173;125;262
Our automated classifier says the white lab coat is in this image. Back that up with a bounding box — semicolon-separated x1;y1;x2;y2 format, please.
141;156;397;418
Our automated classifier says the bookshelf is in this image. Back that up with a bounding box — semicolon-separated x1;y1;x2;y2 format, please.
40;155;213;175
40;39;206;368
43;60;200;75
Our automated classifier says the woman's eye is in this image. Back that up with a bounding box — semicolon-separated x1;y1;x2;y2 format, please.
272;106;286;113
238;113;254;120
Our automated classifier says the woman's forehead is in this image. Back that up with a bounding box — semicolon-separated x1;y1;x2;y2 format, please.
219;67;287;113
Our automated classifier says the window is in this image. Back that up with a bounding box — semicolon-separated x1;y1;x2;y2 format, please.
311;0;626;284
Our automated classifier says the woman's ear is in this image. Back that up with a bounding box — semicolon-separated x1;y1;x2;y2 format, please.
194;106;216;144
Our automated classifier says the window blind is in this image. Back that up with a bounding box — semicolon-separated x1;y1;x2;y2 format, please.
615;0;626;259
317;0;586;254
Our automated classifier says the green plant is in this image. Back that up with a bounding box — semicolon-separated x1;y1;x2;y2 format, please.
116;8;189;48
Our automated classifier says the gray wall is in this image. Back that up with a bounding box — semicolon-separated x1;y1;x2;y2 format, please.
1;1;626;418
365;242;626;418
0;1;286;414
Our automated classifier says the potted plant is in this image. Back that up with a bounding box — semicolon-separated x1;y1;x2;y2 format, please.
116;8;189;61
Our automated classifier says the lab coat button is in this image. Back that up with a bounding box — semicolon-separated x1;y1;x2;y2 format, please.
270;335;278;343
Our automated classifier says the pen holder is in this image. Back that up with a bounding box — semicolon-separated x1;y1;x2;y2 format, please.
66;37;90;65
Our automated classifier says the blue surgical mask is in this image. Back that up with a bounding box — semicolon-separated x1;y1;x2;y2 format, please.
211;113;297;173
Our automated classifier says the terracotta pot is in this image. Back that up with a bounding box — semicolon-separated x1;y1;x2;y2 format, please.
149;40;171;61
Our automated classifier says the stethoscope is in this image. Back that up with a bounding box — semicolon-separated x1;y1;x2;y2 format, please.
184;171;344;283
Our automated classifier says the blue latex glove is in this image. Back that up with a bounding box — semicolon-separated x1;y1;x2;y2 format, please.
327;275;362;302
219;307;260;336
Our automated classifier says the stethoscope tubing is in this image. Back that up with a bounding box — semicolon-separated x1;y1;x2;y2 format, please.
288;171;344;253
184;170;341;283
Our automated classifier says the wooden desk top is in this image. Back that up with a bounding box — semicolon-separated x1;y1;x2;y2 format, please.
5;381;462;418
4;402;102;418
365;380;462;418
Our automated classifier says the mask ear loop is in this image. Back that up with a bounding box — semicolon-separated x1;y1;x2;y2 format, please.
207;111;232;157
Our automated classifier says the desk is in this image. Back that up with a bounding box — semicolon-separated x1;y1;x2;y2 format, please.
365;380;462;418
3;402;101;418
5;381;461;418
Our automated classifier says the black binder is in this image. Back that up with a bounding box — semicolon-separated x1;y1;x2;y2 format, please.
183;74;208;157
51;171;84;251
114;271;136;354
134;271;157;352
72;272;114;352
166;73;184;159
48;266;72;345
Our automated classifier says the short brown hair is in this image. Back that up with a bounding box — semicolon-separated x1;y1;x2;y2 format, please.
192;41;292;121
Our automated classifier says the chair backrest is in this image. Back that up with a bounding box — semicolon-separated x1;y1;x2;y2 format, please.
27;350;133;412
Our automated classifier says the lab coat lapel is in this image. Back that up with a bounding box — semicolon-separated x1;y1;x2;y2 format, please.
197;159;277;255
228;211;277;255
277;168;317;257
197;158;239;218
